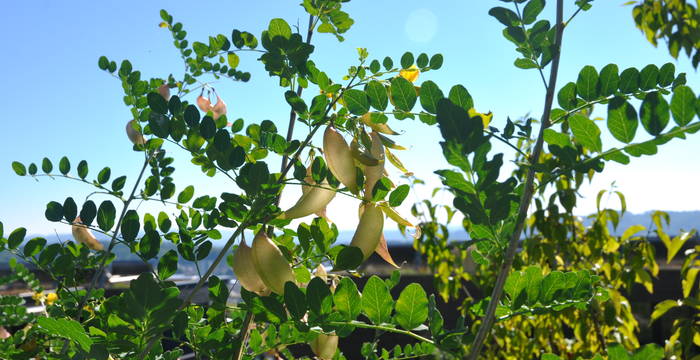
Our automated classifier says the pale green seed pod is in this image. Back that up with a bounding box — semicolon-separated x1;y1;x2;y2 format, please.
252;231;295;295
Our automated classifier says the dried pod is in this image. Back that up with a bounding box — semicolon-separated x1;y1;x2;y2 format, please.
212;95;227;120
279;176;335;220
157;84;171;101
71;217;104;251
125;120;146;145
197;95;213;112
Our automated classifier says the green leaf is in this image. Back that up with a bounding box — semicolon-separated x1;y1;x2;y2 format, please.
178;185;194;203
97;167;111;184
448;85;473;111
98;56;109;70
41;158;53;174
416;53;429;68
489;7;518;26
77;160;88;179
419;80;444;114
8;227;27;249
394;283;428;330
63;197;77;223
607;96;638;143
670;85;695;126
268;18;291;39
650;300;678;323
400;52;414;69
390;77;417;112
120;210;140;242
307;277;332;315
361;275;393;324
343;89;370;115
333;246;364;271
97;200;116;231
598;64;620;97
539;271;565;303
365;81;388;111
523;266;543;306
157;250;178;280
147;92;169;114
285;90;308;114
284;282;307;320
184;105;200;127
640;91;670;135
618;67;640;93
522;0;545;24
388;184;410;207
111;176;126;192
639;64;659;90
658;63;675;87
227;52;240;69
45;201;64;222
576;65;599;101
383;56;393;70
58;156;70;175
23;237;46;257
514;58;538;69
27;163;37;175
37;317;93;353
569;114;602;152
557;82;577;110
11;161;26;176
79;201;97;226
429;54;443;69
630;344;664;360
334;277;361;320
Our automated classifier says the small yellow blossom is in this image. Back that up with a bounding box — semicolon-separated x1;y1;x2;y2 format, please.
399;65;420;83
45;292;58;306
32;292;45;304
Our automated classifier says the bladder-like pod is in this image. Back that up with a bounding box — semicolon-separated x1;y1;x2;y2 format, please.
278;177;335;220
349;202;384;260
125;120;146;145
323;126;358;194
310;333;339;360
363;131;385;201
232;239;268;295
71;217;104;251
251;231;295;295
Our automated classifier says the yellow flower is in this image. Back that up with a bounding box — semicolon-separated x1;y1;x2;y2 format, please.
32;292;45;304
399;65;420;83
45;293;58;306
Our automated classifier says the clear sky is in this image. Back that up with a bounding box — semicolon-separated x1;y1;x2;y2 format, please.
1;1;698;237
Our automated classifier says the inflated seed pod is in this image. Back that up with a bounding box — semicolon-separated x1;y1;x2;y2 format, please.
157;84;171;101
125;120;146;145
197;95;212;112
310;333;338;360
71;217;104;251
251;231;295;295
349;202;384;260
278;178;335;220
232;239;269;295
212;95;227;120
323;126;358;194
363;131;385;201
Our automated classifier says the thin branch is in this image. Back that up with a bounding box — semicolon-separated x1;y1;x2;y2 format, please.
467;1;565;358
327;321;433;344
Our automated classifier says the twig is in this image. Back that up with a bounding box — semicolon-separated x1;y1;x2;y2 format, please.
466;1;565;358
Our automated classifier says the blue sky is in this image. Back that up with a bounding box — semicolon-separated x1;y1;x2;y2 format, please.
1;1;698;236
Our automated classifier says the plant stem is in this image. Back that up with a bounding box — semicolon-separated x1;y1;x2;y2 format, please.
233;311;254;360
466;1;564;359
279;14;316;178
326;322;433;344
76;155;152;320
